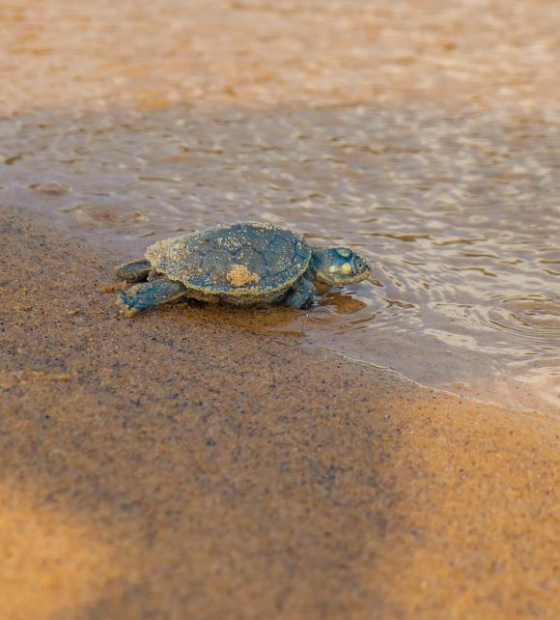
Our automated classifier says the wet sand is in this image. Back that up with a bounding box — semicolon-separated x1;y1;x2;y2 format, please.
1;207;559;619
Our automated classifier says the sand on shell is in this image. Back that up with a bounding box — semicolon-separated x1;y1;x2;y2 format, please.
1;207;558;620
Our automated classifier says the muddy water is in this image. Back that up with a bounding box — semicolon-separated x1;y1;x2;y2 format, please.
0;0;559;413
2;104;558;413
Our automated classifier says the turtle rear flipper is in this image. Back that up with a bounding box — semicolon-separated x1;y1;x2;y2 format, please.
117;278;187;317
115;259;152;282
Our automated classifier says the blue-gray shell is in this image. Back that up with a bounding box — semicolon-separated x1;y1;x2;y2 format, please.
145;222;311;297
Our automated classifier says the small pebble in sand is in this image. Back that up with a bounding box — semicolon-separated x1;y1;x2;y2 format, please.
99;282;130;293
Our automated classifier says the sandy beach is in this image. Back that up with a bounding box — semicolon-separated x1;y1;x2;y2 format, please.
1;208;558;620
1;1;559;618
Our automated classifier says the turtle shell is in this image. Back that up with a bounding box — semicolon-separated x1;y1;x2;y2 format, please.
145;222;311;298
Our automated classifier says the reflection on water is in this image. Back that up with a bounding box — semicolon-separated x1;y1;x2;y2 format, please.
1;104;559;413
318;290;368;315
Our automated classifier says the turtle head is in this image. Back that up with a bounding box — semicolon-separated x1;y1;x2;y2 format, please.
310;247;370;285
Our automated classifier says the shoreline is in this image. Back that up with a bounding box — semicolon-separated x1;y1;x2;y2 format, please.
1;205;558;619
4;99;558;419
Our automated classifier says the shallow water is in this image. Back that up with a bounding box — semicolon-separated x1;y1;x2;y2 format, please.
2;104;559;413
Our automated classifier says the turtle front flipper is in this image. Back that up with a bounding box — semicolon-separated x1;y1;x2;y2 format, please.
117;278;188;317
115;259;152;282
285;277;315;310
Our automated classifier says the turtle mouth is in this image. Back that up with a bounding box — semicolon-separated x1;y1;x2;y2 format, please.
321;267;371;286
342;271;371;285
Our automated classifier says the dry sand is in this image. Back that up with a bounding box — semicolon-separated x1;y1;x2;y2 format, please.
1;207;558;620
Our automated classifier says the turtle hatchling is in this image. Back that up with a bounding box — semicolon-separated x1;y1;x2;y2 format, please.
115;222;371;317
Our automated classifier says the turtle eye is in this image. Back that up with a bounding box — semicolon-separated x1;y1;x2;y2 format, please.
355;260;364;270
